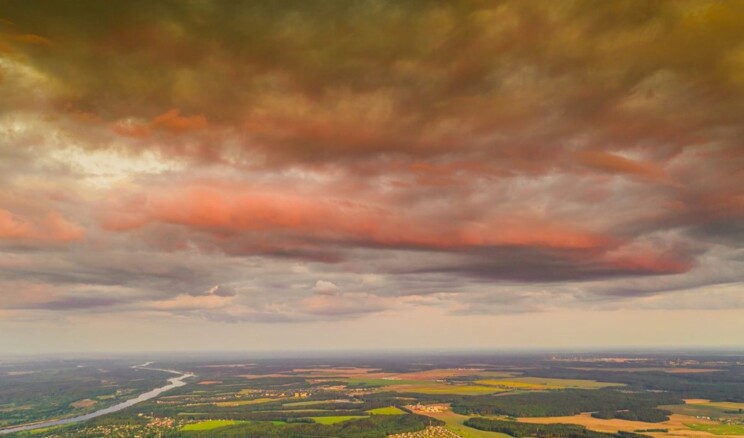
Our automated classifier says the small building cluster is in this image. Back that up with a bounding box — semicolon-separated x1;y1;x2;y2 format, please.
388;426;460;438
406;403;447;413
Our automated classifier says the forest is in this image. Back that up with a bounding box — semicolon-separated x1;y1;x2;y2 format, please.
450;388;680;421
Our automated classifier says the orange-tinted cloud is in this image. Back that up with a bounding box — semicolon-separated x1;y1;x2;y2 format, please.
111;121;151;138
111;109;208;139
12;33;52;46
0;209;84;243
101;183;609;254
151;109;208;132
575;151;666;181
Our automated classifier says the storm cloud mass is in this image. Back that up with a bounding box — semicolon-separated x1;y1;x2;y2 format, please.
0;0;742;352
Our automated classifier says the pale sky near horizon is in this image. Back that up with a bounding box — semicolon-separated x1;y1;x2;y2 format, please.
0;0;742;354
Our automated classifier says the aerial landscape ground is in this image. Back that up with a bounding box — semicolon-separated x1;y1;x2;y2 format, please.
1;352;743;437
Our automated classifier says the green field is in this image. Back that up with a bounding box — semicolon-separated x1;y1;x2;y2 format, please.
347;378;506;395
263;408;329;413
309;415;369;425
663;402;744;420
29;425;72;435
348;375;618;397
367;406;406;415
181;420;244;431
701;402;744;411
686;423;744;435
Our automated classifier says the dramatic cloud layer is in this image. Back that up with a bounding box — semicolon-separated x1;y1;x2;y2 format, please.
0;0;742;351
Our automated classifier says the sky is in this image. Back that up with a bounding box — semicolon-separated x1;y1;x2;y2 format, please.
0;0;743;354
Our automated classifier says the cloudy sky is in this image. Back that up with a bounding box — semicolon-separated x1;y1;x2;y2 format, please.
1;0;743;354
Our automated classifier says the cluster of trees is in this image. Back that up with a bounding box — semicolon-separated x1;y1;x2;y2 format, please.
522;368;744;402
592;408;671;422
463;418;649;438
451;389;680;421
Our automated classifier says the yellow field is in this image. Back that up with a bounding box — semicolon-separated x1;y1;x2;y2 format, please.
181;420;242;431
685;400;744;410
516;413;744;438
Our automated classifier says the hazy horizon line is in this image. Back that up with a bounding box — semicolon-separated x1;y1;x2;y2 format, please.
3;346;744;361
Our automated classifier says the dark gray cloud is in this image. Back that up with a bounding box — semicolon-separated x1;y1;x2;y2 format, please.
21;296;124;311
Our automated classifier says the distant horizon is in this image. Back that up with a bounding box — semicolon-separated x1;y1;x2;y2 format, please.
3;345;744;360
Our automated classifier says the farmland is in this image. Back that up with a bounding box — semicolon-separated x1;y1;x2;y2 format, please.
1;352;743;437
515;412;733;437
662;400;744;421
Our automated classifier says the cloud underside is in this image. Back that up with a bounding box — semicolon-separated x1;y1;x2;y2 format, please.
0;0;742;322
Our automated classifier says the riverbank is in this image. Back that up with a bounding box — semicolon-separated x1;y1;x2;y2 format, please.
0;365;193;435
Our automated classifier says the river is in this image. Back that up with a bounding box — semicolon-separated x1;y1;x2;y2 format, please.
0;364;193;435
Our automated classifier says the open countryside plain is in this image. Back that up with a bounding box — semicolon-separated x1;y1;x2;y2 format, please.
2;353;744;437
